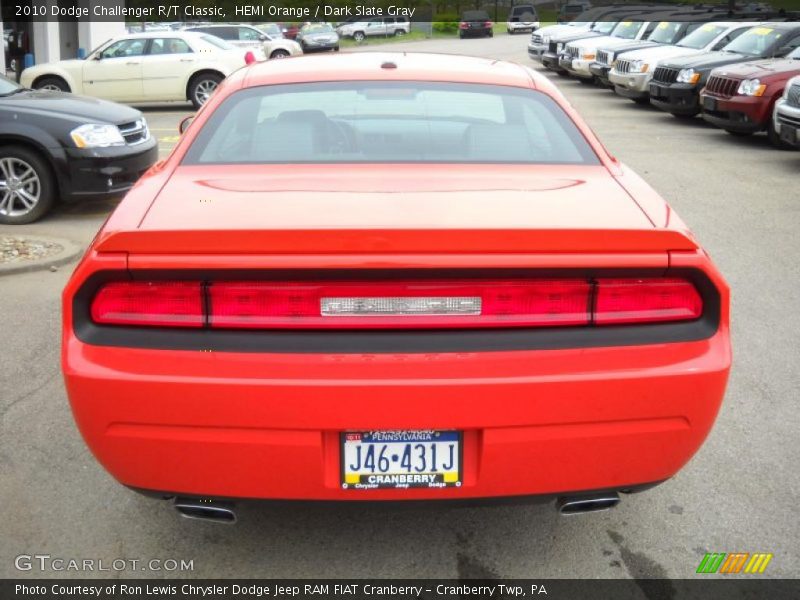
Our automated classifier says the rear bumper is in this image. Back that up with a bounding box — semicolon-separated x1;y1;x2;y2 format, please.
649;82;701;116
699;94;772;133
64;284;730;502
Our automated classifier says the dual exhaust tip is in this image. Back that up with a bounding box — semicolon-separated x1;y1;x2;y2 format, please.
556;491;620;515
173;491;620;522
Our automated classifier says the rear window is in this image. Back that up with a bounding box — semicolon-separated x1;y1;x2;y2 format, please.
199;34;235;50
463;11;490;21
183;82;599;166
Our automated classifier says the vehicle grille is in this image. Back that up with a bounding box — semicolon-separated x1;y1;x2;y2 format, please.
597;50;613;66
705;75;740;99
787;84;800;108
653;66;680;84
615;59;633;74
548;40;558;53
565;45;580;59
118;119;150;145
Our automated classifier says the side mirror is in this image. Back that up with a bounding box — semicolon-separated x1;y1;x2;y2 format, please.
179;116;194;134
773;47;792;58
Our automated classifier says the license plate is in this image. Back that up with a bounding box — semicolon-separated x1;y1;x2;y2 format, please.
702;96;717;111
341;430;461;490
780;124;797;144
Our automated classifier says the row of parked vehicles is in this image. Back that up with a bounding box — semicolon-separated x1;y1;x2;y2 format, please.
528;5;800;149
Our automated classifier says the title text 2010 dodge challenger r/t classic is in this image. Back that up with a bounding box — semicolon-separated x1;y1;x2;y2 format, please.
62;53;730;522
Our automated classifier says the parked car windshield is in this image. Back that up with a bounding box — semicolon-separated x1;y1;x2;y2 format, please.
611;21;643;40
647;22;683;44
593;21;618;35
722;26;783;56
0;75;22;95
199;34;235;50
183;82;600;165
676;23;727;49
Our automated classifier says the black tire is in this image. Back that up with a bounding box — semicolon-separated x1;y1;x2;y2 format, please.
459;32;465;39
725;129;752;137
395;29;406;37
556;70;569;77
333;46;340;52
270;49;290;59
488;30;494;38
188;72;223;109
672;112;697;120
507;29;514;35
767;117;793;149
353;31;365;43
578;77;596;86
33;76;70;92
632;96;650;105
0;145;56;225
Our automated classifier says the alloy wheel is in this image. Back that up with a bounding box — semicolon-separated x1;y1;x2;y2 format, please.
0;157;41;218
194;79;218;106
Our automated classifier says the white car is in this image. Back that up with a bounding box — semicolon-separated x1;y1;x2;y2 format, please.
561;20;653;80
773;74;800;148
337;17;411;43
506;5;539;35
20;32;250;108
609;22;757;102
528;21;592;61
185;24;303;60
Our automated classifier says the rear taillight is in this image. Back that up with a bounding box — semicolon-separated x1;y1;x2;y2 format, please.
484;21;493;27
91;281;204;328
88;277;703;330
208;280;591;329
459;22;469;29
594;278;702;325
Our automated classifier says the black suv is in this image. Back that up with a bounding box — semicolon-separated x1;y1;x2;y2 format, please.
650;23;800;117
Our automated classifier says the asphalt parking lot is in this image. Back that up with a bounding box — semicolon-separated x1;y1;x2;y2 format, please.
1;33;798;580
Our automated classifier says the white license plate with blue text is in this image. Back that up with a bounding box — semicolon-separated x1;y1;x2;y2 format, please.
341;430;461;490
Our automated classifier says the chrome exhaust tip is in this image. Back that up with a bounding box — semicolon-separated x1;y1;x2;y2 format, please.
556;492;620;515
173;497;237;524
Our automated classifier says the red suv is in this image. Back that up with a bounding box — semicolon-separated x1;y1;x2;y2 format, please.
699;47;800;146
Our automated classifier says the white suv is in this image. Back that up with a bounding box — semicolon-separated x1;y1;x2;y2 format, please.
507;5;539;35
337;17;411;43
774;75;800;148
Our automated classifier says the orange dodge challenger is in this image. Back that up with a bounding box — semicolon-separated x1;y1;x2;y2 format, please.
62;53;730;522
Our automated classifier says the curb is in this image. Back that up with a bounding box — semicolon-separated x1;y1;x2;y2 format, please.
0;236;84;277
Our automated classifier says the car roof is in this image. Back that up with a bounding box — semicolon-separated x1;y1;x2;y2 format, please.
239;52;540;90
119;30;208;39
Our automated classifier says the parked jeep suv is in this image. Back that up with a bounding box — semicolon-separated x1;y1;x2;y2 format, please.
773;75;800;148
650;23;800;118
699;47;800;146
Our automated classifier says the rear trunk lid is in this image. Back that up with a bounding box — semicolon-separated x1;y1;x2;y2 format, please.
95;164;697;254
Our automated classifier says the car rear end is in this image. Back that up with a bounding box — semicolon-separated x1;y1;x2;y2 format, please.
460;12;493;38
62;57;731;511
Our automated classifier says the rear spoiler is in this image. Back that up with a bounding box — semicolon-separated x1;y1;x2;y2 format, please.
94;228;698;255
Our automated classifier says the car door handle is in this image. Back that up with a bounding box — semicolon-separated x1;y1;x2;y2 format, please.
126;61;140;65
180;58;194;62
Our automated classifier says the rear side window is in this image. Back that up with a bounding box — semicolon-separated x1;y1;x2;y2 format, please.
183;82;600;165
